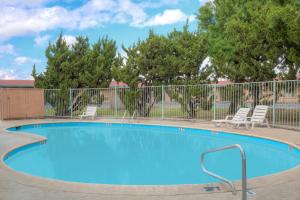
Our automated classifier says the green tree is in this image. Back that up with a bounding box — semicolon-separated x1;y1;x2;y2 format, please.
31;64;45;88
33;34;120;115
68;36;90;88
39;33;71;115
84;37;121;88
167;24;209;85
165;24;212;118
114;26;210;118
266;0;300;80
197;0;300;110
113;31;168;116
198;0;276;83
115;30;173;87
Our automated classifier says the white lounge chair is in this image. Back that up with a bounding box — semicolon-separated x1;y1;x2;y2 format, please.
246;105;270;129
212;108;250;127
79;105;97;119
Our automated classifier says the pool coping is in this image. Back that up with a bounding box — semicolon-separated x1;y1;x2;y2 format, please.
1;119;300;197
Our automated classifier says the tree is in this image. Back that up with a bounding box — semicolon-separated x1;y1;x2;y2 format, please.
167;23;209;85
198;0;276;83
67;36;90;89
266;0;300;80
115;30;174;87
38;33;71;115
84;37;121;88
113;31;168;117
113;26;210;118
33;33;120;115
31;64;45;88
165;24;212;118
197;0;300;111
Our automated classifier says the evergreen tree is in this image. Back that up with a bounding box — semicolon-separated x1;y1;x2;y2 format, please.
113;31;170;116
33;33;120;115
113;27;210;118
197;0;300;109
34;34;119;89
266;0;300;79
31;64;45;88
198;0;300;81
84;37;121;88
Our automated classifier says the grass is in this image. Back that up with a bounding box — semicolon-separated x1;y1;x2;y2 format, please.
45;106;300;128
268;109;300;127
45;108;56;116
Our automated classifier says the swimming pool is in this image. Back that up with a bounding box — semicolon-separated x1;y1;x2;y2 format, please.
4;122;300;185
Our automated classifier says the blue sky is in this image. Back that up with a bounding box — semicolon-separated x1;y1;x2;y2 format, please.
0;0;206;80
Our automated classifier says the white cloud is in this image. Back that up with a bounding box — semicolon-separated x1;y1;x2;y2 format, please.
14;57;27;65
34;34;51;46
76;0;147;27
118;0;147;26
0;0;196;40
0;43;16;55
0;0;148;41
62;35;77;46
14;56;41;65
199;0;214;4
0;68;33;79
0;0;47;7
188;15;197;22
0;6;76;41
140;0;179;8
0;69;18;79
140;9;194;27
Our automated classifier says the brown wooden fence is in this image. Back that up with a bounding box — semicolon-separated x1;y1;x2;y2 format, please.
0;88;44;120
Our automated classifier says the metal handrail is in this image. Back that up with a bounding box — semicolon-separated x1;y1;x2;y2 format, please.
131;110;136;120
200;144;247;200
121;110;136;123
121;110;127;122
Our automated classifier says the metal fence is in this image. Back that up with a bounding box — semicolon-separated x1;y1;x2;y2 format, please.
44;80;300;130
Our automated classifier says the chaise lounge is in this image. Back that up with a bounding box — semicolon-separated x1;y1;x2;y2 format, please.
79;105;97;119
212;108;251;127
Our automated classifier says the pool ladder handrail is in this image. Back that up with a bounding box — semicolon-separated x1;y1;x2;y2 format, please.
131;110;136;120
121;110;136;123
200;144;247;200
121;110;127;122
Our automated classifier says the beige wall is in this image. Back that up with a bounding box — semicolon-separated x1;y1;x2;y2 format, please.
0;88;44;120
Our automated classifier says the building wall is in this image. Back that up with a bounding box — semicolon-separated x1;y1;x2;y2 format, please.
0;88;44;120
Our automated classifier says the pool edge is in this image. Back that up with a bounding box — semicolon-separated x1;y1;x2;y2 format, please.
1;119;300;196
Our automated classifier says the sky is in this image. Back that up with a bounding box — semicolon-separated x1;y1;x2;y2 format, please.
0;0;207;80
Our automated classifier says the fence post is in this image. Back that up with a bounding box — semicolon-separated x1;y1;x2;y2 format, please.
213;84;216;120
69;88;73;118
114;87;117;118
161;85;164;119
272;80;276;127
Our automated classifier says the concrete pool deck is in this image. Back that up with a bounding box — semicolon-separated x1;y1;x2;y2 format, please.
0;118;300;200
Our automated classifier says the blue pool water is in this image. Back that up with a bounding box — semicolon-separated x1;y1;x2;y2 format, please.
5;122;300;185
